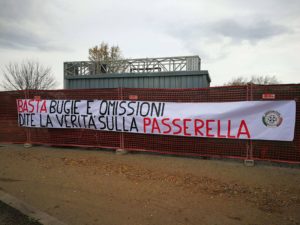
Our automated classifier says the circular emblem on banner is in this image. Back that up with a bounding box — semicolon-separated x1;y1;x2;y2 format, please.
262;110;283;127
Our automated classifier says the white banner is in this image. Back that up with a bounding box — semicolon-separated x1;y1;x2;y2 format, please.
16;99;296;141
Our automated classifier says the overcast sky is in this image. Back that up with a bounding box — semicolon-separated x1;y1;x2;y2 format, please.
0;0;299;88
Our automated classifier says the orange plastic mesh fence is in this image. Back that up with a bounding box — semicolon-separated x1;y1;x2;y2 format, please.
0;84;299;164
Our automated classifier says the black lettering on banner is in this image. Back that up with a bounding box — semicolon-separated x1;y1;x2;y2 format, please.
74;100;80;114
130;117;138;132
161;103;165;116
46;115;53;127
127;102;135;116
71;115;78;127
18;113;35;127
40;114;49;128
82;115;88;128
115;116;122;131
49;100;57;113
77;115;82;128
108;101;116;116
30;113;36;127
99;101;108;115
106;116;114;130
114;101;119;115
18;100;167;135
88;116;96;129
136;102;140;116
64;115;71;128
119;101;126;116
140;102;150;117
151;102;162;117
56;101;64;114
64;100;71;114
122;117;128;131
18;114;24;126
40;114;46;127
56;115;63;127
98;116;106;129
87;100;93;115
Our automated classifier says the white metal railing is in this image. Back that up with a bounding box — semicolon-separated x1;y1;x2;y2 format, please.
64;56;201;76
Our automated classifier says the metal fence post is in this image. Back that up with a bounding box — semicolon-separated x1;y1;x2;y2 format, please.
116;87;127;154
24;90;32;148
245;83;254;166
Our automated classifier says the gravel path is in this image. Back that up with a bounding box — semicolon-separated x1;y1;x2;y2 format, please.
0;144;299;225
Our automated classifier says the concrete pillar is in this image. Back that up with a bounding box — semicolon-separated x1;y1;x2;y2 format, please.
244;159;255;167
24;143;33;148
116;149;128;155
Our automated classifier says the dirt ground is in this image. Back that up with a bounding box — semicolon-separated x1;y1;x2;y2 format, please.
0;200;42;225
0;144;299;225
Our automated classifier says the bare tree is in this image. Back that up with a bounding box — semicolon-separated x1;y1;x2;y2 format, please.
224;75;280;86
224;76;248;86
250;75;280;85
88;42;125;73
1;60;57;90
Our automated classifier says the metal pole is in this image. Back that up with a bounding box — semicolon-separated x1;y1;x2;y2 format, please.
24;90;32;148
244;84;254;166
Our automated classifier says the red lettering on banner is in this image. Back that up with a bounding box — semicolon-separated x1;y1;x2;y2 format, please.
36;100;41;112
194;119;204;136
206;120;215;137
151;118;161;133
237;120;250;138
143;118;151;133
172;118;182;135
217;120;226;138
16;99;47;113
227;120;236;138
144;118;250;138
28;100;34;113
183;119;192;136
17;99;23;112
23;100;28;112
40;101;47;113
132;117;249;139
161;118;171;134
